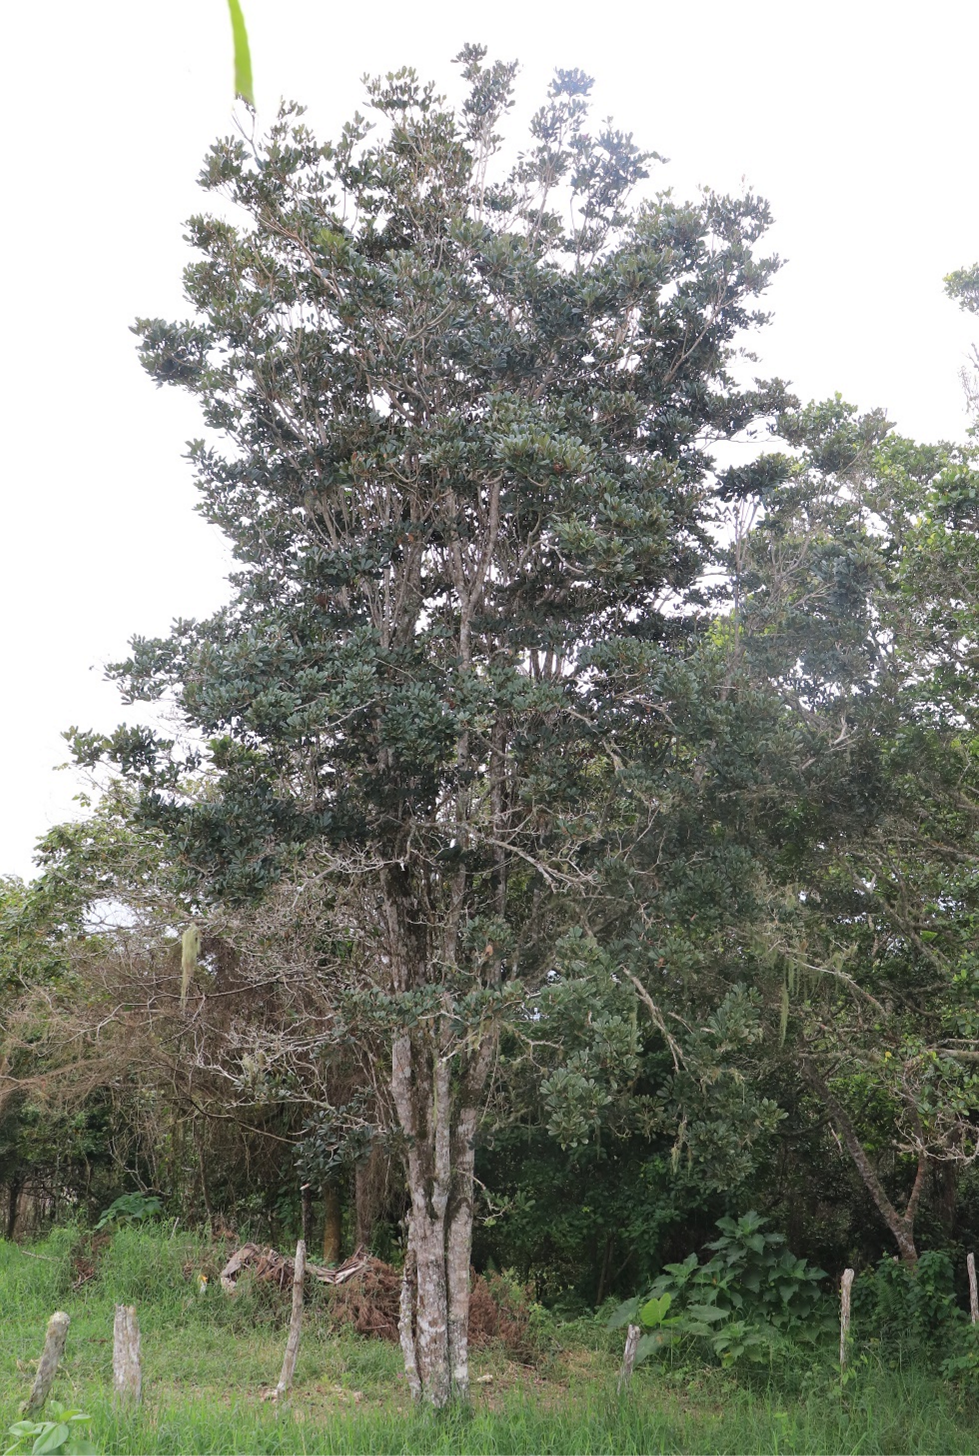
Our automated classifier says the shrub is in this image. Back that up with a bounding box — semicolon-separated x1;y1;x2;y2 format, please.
853;1249;964;1357
609;1211;833;1367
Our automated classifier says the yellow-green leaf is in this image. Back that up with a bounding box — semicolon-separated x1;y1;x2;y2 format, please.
227;0;254;107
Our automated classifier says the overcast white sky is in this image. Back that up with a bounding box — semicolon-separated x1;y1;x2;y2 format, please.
2;0;977;881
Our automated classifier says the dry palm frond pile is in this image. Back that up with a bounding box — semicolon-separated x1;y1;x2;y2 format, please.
219;1242;370;1293
217;1243;537;1358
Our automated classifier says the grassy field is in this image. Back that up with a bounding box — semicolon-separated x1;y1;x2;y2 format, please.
1;1227;977;1455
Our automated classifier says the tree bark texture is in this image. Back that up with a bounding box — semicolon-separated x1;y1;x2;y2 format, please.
447;1110;478;1397
112;1304;142;1406
381;846;501;1408
391;1018;496;1407
322;1186;341;1266
274;1239;306;1400
968;1252;978;1325
23;1311;70;1416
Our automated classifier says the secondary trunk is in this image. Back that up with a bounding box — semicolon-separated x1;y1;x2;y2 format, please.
6;1178;22;1241
446;1107;479;1394
803;1063;924;1265
394;1033;453;1407
322;1185;342;1266
354;1145;387;1251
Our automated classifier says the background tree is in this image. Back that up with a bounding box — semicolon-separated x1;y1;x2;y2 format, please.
726;401;979;1264
0;786;401;1249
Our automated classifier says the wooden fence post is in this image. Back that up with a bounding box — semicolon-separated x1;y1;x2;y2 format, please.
617;1323;641;1394
23;1311;70;1416
840;1268;854;1369
113;1305;142;1406
273;1239;306;1401
968;1252;978;1325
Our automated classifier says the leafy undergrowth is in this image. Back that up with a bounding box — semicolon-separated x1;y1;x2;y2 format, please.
2;1228;978;1455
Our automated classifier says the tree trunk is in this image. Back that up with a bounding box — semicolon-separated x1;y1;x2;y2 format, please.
354;1145;387;1251
383;856;497;1408
398;1038;452;1408
446;1109;479;1398
596;1233;615;1308
6;1177;23;1241
354;1160;373;1251
397;1084;484;1407
409;1199;452;1408
391;1024;494;1408
322;1185;341;1266
197;1138;214;1231
803;1064;921;1265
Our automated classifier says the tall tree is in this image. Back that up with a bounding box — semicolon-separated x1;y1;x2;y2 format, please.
79;51;784;1403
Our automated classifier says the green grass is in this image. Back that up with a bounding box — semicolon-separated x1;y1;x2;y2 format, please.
2;1228;977;1454
16;1375;979;1456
